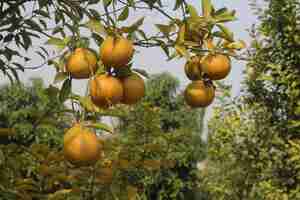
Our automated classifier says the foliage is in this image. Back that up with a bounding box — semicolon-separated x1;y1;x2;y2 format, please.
0;0;243;84
0;79;69;147
116;72;206;199
201;0;300;199
0;73;207;200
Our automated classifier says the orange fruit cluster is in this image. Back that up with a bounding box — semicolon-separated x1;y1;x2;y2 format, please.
65;36;145;109
184;53;231;108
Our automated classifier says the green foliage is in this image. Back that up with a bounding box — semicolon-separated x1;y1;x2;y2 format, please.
202;0;300;199
0;73;207;200
114;72;206;199
0;79;69;147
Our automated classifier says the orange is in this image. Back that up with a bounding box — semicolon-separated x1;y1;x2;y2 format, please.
63;124;101;166
184;80;215;107
66;48;98;79
100;36;134;68
184;56;202;81
201;54;231;80
90;74;124;108
121;73;145;105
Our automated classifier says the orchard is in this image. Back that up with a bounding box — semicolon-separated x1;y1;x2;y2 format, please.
1;0;299;199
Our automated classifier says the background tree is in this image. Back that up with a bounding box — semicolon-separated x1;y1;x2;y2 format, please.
0;73;208;200
201;0;300;199
0;79;70;147
111;72;207;200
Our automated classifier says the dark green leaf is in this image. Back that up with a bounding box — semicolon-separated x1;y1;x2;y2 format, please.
59;78;72;102
118;7;129;21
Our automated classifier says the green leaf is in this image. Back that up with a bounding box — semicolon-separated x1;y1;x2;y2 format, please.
155;24;173;37
132;68;149;78
85;19;107;36
103;0;112;7
213;10;237;23
174;0;184;10
175;44;189;59
46;37;66;50
118;7;129;21
59;78;72;102
121;17;144;33
86;122;113;133
34;10;50;18
25;19;42;31
202;0;212;18
215;24;234;42
176;24;185;44
54;72;68;84
187;4;198;19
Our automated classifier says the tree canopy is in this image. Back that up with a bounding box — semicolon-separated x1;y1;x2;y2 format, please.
202;0;300;199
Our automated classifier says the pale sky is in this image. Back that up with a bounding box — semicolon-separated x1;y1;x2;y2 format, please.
0;0;259;104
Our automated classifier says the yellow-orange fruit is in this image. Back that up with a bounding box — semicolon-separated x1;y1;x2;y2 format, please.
66;48;98;79
63;124;101;166
201;54;231;80
184;80;215;107
100;36;134;68
90;74;124;108
121;73;145;105
184;56;202;81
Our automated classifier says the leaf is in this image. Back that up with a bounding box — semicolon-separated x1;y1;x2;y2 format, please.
118;7;129;21
25;19;42;31
187;4;198;19
155;24;173;37
85;19;107;36
174;0;184;10
121;17;144;33
215;24;234;42
46;37;66;50
34;10;50;18
76;96;100;112
225;40;246;50
54;72;68;84
202;0;212;18
85;122;113;133
132;68;149;78
175;44;189;59
103;0;112;7
59;78;72;102
213;10;237;23
176;24;185;44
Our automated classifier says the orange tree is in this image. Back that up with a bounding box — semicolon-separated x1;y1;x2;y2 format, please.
0;0;246;199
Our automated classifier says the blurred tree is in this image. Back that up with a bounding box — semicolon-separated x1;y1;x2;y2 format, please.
116;72;207;200
0;79;70;147
202;0;300;199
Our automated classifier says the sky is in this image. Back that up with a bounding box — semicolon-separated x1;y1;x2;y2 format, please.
0;1;259;139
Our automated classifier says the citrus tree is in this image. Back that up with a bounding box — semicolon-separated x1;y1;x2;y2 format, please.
200;0;300;199
0;0;247;199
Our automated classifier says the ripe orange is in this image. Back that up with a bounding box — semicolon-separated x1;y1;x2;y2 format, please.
201;54;231;80
66;48;98;79
121;73;145;105
184;56;202;81
63;124;101;166
184;80;215;107
100;36;134;68
90;74;124;108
